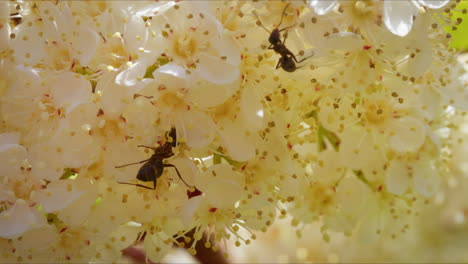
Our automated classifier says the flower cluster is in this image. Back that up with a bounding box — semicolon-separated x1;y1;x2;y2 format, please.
0;0;466;262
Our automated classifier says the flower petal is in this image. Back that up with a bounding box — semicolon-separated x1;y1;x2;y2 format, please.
0;21;10;52
156;62;187;79
196;53;239;85
337;177;368;215
196;164;244;209
186;79;239;108
413;161;440;197
385;160;410;196
0;200;43;239
310;0;338;15
204;179;242;209
72;26;99;66
135;1;176;17
37;180;85;213
0;132;20;145
165;157;198;187
218;121;256;162
11;26;46;64
0;143;27;178
383;1;417;37
116;60;150;88
240;85;264;131
320;32;364;51
215;37;241;66
387;117;426;152
408;46;432;78
51;72;92;114
28;143;63;181
179;111;216;149
180;196;202;227
417;0;449;9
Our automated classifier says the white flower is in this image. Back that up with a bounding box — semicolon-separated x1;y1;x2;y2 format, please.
146;1;241;84
137;62;238;149
385;155;440;197
308;0;449;36
383;0;449;37
0;133;91;239
10;2;99;70
1;67;93;145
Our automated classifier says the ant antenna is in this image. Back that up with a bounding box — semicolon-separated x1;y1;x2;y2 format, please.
115;159;150;168
252;10;270;33
277;3;291;29
137;145;158;150
117;181;155;190
253;3;294;33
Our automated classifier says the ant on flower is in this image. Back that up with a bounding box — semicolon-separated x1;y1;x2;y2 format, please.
254;3;313;72
115;128;191;190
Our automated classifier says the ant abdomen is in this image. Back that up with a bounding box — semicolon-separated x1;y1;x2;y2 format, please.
136;160;163;183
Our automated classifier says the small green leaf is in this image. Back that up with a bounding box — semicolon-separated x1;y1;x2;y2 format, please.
143;56;171;79
445;1;468;51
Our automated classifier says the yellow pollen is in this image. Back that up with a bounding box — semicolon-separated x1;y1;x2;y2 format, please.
364;99;393;125
158;92;186;110
173;34;197;59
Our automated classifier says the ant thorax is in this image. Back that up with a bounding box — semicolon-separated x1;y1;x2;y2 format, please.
154;142;175;160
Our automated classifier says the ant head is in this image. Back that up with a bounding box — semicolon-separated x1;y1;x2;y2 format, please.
269;29;281;45
281;56;296;72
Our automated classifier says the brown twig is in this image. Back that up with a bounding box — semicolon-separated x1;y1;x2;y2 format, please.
122;246;155;264
122;229;229;264
176;229;229;264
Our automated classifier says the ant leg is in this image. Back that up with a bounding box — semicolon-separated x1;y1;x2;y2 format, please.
115;159;150;168
268;43;274;49
164;164;191;187
296;51;315;64
284;49;299;63
275;57;284;69
117;181;155;190
137;145;158;150
297;54;314;63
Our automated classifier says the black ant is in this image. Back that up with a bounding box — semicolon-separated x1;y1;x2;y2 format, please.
115;128;191;190
254;3;313;72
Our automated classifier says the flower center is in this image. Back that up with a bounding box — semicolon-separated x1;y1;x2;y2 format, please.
173;34;197;59
12;179;36;201
92;37;129;70
38;94;63;120
45;41;72;71
158;91;186;111
213;96;238;121
95;118;125;139
363;99;393;126
107;40;129;69
221;10;239;31
341;0;379;26
353;1;375;15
